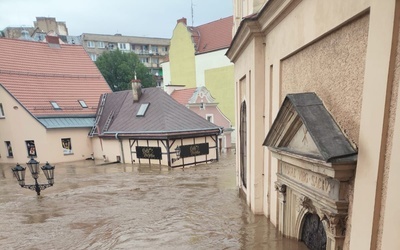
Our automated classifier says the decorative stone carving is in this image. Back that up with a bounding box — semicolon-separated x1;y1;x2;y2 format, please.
275;182;287;203
321;210;347;236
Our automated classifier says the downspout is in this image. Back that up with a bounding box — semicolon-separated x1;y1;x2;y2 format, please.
115;133;125;163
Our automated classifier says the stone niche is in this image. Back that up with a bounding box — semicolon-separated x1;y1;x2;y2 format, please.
264;93;357;250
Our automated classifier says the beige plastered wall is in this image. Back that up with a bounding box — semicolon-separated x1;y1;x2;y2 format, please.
280;14;369;249
230;0;372;243
0;88;93;164
264;0;369;225
379;11;400;249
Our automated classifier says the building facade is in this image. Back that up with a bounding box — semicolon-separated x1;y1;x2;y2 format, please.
81;33;170;86
90;83;221;167
227;0;400;249
162;17;236;141
169;86;233;151
0;36;111;164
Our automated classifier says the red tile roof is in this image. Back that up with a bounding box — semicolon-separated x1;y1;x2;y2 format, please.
170;88;196;105
0;37;111;117
190;16;233;54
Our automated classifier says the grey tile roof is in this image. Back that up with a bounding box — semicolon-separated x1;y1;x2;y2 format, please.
263;92;357;163
95;88;221;138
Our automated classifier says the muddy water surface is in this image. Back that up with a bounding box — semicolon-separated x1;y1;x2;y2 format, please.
0;153;307;250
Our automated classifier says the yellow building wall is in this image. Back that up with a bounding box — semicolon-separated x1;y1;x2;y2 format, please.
169;23;196;88
205;65;235;126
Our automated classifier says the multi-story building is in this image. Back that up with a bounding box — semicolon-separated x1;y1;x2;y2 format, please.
227;0;400;249
81;33;170;86
162;17;235;142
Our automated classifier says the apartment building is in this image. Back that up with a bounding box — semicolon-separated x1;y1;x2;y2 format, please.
81;33;170;84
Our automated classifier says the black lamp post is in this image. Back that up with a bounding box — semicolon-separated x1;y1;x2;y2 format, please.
12;157;55;195
175;146;181;159
171;146;181;163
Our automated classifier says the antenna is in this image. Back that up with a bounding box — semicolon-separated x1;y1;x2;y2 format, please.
191;0;194;26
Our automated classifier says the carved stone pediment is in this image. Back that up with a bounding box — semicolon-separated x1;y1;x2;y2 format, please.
263;92;357;164
264;93;358;249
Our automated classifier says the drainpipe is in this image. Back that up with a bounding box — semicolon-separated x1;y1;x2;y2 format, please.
115;133;125;163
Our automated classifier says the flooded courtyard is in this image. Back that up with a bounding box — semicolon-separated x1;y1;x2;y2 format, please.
0;152;307;250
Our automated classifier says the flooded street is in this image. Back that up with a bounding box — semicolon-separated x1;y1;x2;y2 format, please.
0;152;307;250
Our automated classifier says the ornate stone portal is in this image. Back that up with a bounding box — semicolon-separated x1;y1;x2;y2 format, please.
264;93;357;250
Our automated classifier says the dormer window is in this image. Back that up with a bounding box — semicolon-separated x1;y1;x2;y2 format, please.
136;103;150;117
50;101;61;110
78;100;88;108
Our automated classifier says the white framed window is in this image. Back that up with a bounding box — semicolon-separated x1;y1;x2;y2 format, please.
87;41;95;48
97;41;105;48
78;100;88;108
89;53;97;61
118;43;129;50
206;114;214;123
0;104;4;117
50;101;61;110
200;102;205;110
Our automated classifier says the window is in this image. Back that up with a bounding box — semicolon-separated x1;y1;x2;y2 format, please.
61;138;73;155
150;45;158;53
118;43;128;50
108;43;115;50
200;102;205;110
50;101;61;110
87;41;95;48
26;140;37;157
206;114;214;123
97;41;105;48
89;53;97;61
136;103;150;117
0;104;4;117
5;141;13;157
78;100;88;108
240;101;247;188
140;57;149;63
152;57;159;64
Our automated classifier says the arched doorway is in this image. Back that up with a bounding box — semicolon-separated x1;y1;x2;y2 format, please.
240;101;247;188
301;213;327;250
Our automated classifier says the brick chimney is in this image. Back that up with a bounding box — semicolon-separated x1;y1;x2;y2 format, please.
131;78;142;102
177;17;187;25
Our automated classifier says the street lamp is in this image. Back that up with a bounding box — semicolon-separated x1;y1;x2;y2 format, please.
171;146;181;163
12;157;55;195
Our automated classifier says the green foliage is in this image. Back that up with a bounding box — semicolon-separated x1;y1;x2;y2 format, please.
95;49;155;91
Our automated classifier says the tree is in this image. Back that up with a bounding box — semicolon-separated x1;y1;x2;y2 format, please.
95;49;155;91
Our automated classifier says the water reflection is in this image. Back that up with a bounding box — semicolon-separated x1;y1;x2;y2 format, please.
0;152;307;249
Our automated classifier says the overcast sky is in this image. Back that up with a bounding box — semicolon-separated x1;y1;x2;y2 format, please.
0;0;233;38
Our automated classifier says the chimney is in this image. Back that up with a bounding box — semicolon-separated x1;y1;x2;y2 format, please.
177;17;187;25
131;78;142;102
46;35;60;44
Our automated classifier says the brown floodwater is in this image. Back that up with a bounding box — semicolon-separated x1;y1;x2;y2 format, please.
0;152;307;250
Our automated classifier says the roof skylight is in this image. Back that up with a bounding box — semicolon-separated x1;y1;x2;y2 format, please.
50;101;61;110
78;100;88;108
136;103;150;117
